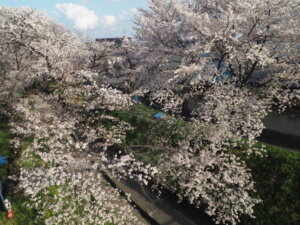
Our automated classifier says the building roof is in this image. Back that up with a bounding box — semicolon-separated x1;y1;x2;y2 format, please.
95;37;131;45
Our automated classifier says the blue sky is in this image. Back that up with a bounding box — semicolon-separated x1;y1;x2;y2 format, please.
0;0;148;39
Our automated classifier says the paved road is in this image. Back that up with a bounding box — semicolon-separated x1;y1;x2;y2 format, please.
258;129;300;151
102;171;214;225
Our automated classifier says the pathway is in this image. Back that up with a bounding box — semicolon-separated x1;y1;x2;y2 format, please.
102;170;214;225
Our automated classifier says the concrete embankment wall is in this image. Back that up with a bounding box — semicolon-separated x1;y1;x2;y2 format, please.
259;110;300;150
263;111;300;138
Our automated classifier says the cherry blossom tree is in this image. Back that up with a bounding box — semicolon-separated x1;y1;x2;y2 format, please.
1;7;153;224
0;7;86;74
132;0;300;142
1;3;299;225
0;7;87;107
10;94;147;225
86;38;140;93
126;0;300;224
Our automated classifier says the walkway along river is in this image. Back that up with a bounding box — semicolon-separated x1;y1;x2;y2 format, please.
101;170;214;225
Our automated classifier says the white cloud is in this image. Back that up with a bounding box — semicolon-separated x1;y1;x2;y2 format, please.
103;15;117;26
55;3;99;30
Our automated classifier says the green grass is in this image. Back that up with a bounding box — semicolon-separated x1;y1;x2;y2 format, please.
107;103;206;164
19;149;44;169
90;104;164;164
0;119;11;181
11;135;40;171
238;143;300;225
110;104;204;145
0;118;41;225
109;104;160;145
0;197;43;225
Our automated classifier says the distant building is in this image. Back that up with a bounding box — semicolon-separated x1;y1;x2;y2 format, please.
95;37;131;46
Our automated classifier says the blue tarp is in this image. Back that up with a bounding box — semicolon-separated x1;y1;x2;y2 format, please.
211;58;233;83
153;112;165;119
0;157;8;164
